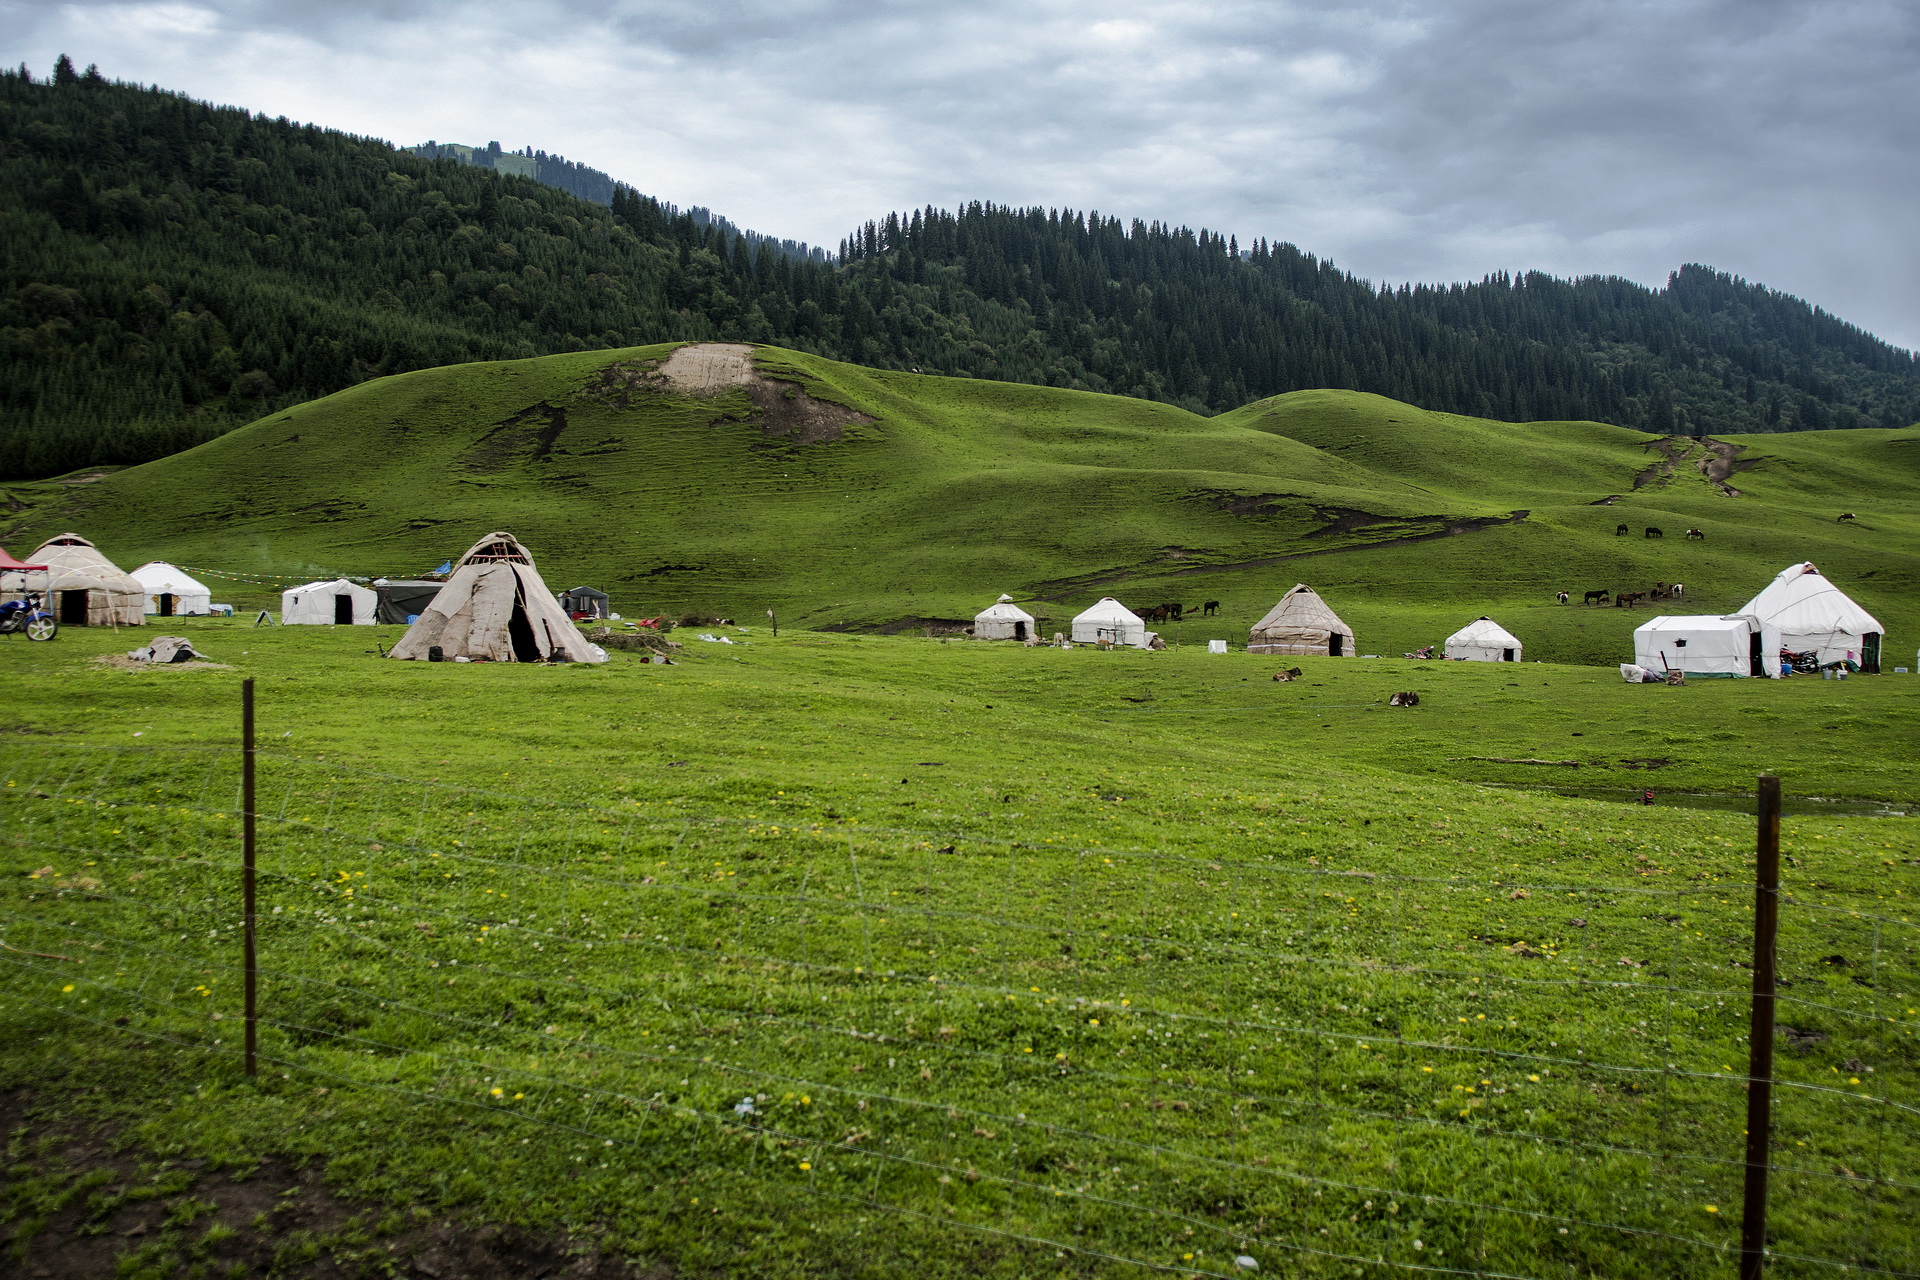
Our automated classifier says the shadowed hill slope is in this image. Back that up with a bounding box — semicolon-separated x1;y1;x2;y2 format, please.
4;343;1915;666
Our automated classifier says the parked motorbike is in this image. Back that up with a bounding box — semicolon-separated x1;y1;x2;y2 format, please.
1779;648;1820;674
0;594;57;641
1403;645;1436;659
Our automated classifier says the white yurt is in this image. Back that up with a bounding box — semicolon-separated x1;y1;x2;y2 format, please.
1633;615;1781;678
974;594;1036;641
1249;584;1354;657
130;562;214;617
1443;616;1523;663
281;578;378;625
1070;597;1151;648
8;534;145;626
389;531;608;663
1737;562;1885;671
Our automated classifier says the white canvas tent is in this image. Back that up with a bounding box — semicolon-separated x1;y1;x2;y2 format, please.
974;594;1036;641
1633;614;1780;678
130;562;213;617
1249;584;1354;657
1738;562;1885;671
1071;597;1152;648
3;533;145;626
281;578;377;625
1444;616;1523;662
388;531;607;663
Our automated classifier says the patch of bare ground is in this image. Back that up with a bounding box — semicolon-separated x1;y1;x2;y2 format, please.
0;1090;645;1280
596;344;872;446
1633;435;1756;496
1694;437;1758;496
88;656;233;672
819;616;975;636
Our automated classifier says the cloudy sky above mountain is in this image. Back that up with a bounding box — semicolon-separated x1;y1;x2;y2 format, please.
6;0;1917;347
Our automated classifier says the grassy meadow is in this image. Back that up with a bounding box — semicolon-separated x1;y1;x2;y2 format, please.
3;618;1917;1278
2;343;1916;669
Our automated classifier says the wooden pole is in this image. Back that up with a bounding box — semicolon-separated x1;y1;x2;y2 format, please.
1740;774;1781;1279
242;677;257;1078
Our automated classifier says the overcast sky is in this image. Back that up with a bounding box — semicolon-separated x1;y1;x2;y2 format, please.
7;0;1917;348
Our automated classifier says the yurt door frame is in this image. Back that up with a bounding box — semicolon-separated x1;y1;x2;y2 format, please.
1329;632;1344;657
1863;633;1881;674
157;593;175;617
333;594;354;625
1501;647;1514;661
59;590;88;625
1014;620;1028;641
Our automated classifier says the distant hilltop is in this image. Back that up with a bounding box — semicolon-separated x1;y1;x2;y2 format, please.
406;140;831;264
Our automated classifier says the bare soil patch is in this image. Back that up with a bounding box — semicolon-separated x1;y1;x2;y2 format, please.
646;344;873;445
88;655;232;672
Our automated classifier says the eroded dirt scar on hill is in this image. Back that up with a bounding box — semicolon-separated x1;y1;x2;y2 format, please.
1633;435;1760;496
0;1090;644;1279
588;342;874;447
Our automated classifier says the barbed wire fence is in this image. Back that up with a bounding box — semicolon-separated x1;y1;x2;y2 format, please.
2;727;1914;1278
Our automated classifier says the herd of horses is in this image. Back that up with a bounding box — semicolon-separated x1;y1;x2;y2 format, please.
1136;600;1220;623
1616;524;1706;540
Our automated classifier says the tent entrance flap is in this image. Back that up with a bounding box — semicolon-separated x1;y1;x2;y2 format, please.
157;593;174;617
1014;620;1027;641
1863;633;1881;674
1330;632;1344;657
333;595;353;624
508;584;540;662
59;591;87;625
1749;631;1763;676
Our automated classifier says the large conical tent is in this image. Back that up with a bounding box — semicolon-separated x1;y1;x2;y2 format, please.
1249;584;1354;657
1738;562;1886;671
389;532;607;663
974;593;1035;641
1444;616;1523;662
6;534;144;626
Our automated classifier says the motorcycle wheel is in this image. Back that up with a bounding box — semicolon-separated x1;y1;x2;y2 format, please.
25;616;57;641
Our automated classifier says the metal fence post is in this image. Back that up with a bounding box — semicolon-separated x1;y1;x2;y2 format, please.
1740;774;1781;1279
242;677;258;1078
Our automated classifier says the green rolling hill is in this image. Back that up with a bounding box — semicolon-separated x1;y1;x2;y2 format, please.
4;342;1915;667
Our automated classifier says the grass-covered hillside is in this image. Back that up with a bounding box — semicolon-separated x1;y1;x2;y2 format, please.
5;343;1914;669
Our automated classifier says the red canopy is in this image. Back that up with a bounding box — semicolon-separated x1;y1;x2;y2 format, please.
0;547;48;571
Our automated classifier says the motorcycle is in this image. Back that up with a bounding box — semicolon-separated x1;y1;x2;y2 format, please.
1779;648;1820;675
0;593;57;641
1403;645;1436;659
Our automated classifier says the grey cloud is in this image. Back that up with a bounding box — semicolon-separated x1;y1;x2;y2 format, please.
3;0;1914;345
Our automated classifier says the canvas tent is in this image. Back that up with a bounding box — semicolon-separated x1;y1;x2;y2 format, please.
1071;597;1152;648
1249;584;1354;657
3;534;144;626
282;579;377;625
1444;616;1523;663
373;580;445;625
974;594;1035;641
389;532;608;663
130;562;213;617
1738;562;1885;672
558;586;610;619
1633;615;1780;678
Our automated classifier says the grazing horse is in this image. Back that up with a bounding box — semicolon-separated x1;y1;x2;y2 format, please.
1644;527;1663;538
1838;512;1857;522
1272;667;1304;682
1684;528;1705;540
1615;524;1630;536
1616;591;1648;608
1201;600;1220;617
1142;604;1169;624
1388;691;1421;707
1583;589;1610;605
1671;582;1685;598
1556;591;1570;604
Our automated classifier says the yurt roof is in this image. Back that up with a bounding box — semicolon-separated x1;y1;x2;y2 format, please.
26;533;140;587
1738;563;1883;635
1634;614;1757;636
285;577;371;595
1072;596;1143;624
1445;616;1521;648
976;597;1034;622
1252;584;1350;634
131;562;213;594
562;585;610;599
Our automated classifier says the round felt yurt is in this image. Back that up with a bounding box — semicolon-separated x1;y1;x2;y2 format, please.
130;562;214;617
1070;597;1151;648
1443;616;1523;662
14;534;145;626
973;594;1036;641
389;532;608;663
1249;584;1353;657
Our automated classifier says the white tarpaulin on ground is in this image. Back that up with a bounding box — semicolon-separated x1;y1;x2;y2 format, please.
1071;597;1151;648
1633;614;1780;678
1443;616;1523;662
1737;562;1885;669
281;578;378;625
130;562;214;617
974;594;1036;641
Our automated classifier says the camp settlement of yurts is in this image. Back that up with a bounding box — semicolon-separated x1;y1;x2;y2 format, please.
1444;616;1523;662
389;532;608;663
1249;584;1354;656
974;594;1035;641
1633;615;1780;678
1738;562;1886;671
3;534;145;626
281;578;378;625
1070;597;1154;648
130;562;214;617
